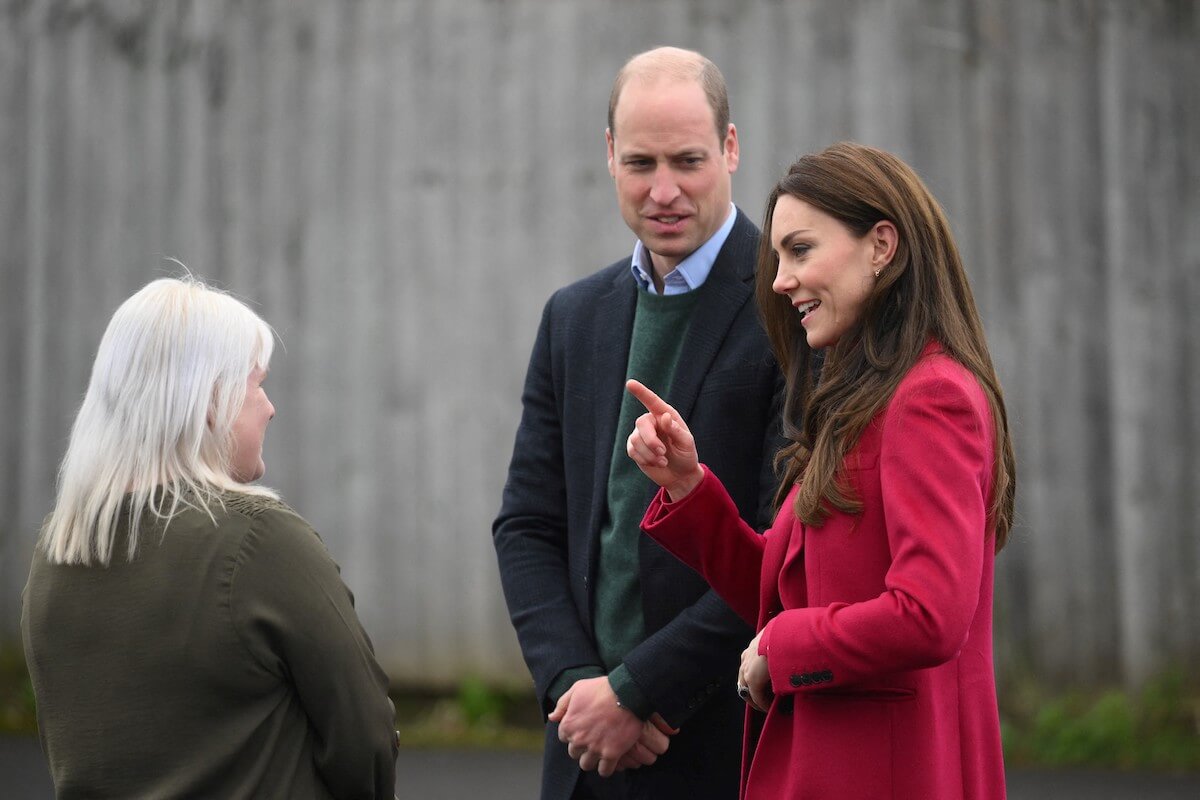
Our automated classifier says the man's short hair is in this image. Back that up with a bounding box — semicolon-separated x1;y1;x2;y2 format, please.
608;47;730;148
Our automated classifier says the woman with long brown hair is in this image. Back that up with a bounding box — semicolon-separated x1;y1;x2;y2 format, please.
626;142;1014;799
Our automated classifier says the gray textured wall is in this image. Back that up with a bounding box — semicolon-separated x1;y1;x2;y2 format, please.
1;0;1197;690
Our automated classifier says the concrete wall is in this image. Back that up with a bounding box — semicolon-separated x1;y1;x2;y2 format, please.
2;0;1197;689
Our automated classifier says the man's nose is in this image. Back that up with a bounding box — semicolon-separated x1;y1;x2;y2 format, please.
648;166;681;205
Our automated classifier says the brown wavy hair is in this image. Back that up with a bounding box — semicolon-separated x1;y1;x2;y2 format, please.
755;142;1015;551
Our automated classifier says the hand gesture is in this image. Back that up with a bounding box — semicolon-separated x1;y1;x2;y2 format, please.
624;379;704;502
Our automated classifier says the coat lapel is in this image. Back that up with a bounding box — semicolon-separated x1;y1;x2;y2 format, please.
758;521;793;628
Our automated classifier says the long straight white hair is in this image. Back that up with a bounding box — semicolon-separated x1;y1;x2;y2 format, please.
41;276;279;566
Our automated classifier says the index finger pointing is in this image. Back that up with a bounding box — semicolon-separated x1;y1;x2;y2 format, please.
626;379;672;416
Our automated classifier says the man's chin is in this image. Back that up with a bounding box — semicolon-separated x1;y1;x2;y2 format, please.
642;237;693;264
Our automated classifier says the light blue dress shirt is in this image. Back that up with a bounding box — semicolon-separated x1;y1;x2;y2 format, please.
629;203;738;295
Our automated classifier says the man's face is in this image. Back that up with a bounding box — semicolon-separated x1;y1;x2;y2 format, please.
607;77;739;277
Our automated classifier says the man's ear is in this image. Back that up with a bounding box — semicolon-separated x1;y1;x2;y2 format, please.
723;123;740;173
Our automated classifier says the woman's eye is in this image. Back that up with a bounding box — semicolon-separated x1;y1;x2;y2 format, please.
791;244;810;257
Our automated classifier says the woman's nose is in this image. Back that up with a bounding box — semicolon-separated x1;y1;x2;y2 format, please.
772;266;793;295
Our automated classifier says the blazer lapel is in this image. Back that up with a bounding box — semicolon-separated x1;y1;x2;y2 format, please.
667;211;758;419
586;267;638;541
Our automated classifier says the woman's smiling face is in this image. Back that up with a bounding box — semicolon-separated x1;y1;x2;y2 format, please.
769;194;893;349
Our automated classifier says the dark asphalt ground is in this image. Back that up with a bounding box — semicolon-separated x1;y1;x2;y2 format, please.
4;734;1200;798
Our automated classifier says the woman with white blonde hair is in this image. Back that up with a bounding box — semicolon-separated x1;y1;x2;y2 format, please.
21;276;398;799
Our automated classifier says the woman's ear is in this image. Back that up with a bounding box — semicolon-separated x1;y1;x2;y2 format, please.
870;220;898;270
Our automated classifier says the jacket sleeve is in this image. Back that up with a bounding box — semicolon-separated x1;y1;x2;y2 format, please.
229;509;398;799
759;371;992;694
492;296;604;715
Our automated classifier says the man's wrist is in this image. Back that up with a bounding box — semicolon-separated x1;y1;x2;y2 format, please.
548;665;606;708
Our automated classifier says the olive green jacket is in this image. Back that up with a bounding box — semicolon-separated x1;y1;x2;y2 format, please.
21;492;398;799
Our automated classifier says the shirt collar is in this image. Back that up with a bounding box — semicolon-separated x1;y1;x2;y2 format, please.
630;203;737;295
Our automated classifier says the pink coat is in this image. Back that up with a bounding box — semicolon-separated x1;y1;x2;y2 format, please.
642;346;1006;799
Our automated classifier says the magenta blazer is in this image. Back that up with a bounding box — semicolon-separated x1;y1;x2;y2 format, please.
642;344;1006;799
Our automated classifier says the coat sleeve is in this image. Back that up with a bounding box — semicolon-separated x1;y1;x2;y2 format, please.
229;509;398;799
640;467;768;630
492;295;604;715
759;370;993;694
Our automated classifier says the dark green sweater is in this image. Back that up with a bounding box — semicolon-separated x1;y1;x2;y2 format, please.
593;288;702;716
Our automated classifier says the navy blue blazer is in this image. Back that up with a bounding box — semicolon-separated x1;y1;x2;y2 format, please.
493;210;783;800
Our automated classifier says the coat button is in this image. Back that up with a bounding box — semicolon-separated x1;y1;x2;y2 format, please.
821;670;834;682
790;674;802;687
